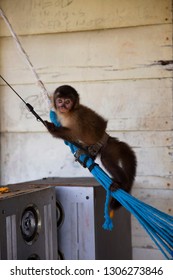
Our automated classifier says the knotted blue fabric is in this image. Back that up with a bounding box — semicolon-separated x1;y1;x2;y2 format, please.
50;109;173;259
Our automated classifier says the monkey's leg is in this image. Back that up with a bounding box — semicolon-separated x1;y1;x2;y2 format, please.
101;156;130;189
108;166;129;210
101;157;130;210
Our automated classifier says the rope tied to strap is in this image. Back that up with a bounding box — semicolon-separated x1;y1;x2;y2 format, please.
102;188;114;231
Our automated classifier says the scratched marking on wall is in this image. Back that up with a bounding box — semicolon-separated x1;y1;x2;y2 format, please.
19;94;48;119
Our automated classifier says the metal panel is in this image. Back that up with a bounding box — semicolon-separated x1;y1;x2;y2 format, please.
56;186;95;260
44;203;54;260
0;183;57;260
6;215;17;259
54;178;132;260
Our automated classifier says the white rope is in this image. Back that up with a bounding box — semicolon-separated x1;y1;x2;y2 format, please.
0;7;51;111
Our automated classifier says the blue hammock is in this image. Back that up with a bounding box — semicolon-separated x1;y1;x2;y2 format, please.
50;110;173;260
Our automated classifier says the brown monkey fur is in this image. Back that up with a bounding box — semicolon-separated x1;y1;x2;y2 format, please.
44;85;137;210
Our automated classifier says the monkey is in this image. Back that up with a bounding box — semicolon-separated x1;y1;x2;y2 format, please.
44;85;137;210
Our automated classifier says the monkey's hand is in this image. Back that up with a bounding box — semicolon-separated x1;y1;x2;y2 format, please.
44;121;58;134
44;120;73;142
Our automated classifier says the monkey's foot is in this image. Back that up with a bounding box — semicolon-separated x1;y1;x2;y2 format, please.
109;182;120;192
109;197;121;210
109;182;123;210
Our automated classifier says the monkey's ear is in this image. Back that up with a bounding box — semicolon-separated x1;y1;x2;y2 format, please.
52;92;58;109
73;96;80;110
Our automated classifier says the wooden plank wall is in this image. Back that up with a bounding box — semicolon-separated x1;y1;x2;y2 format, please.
0;0;173;259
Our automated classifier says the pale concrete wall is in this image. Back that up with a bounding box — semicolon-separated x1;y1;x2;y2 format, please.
0;0;172;259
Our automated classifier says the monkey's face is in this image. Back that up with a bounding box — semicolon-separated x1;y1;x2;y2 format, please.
55;97;74;113
53;85;80;112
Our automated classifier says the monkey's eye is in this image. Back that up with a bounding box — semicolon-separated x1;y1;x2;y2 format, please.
65;99;71;105
57;98;63;104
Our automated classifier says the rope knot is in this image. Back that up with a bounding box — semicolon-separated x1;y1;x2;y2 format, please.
102;187;114;231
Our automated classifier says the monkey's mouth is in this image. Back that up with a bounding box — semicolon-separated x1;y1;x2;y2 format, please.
59;106;68;112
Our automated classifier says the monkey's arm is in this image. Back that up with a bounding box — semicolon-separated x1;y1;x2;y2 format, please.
44;121;76;143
